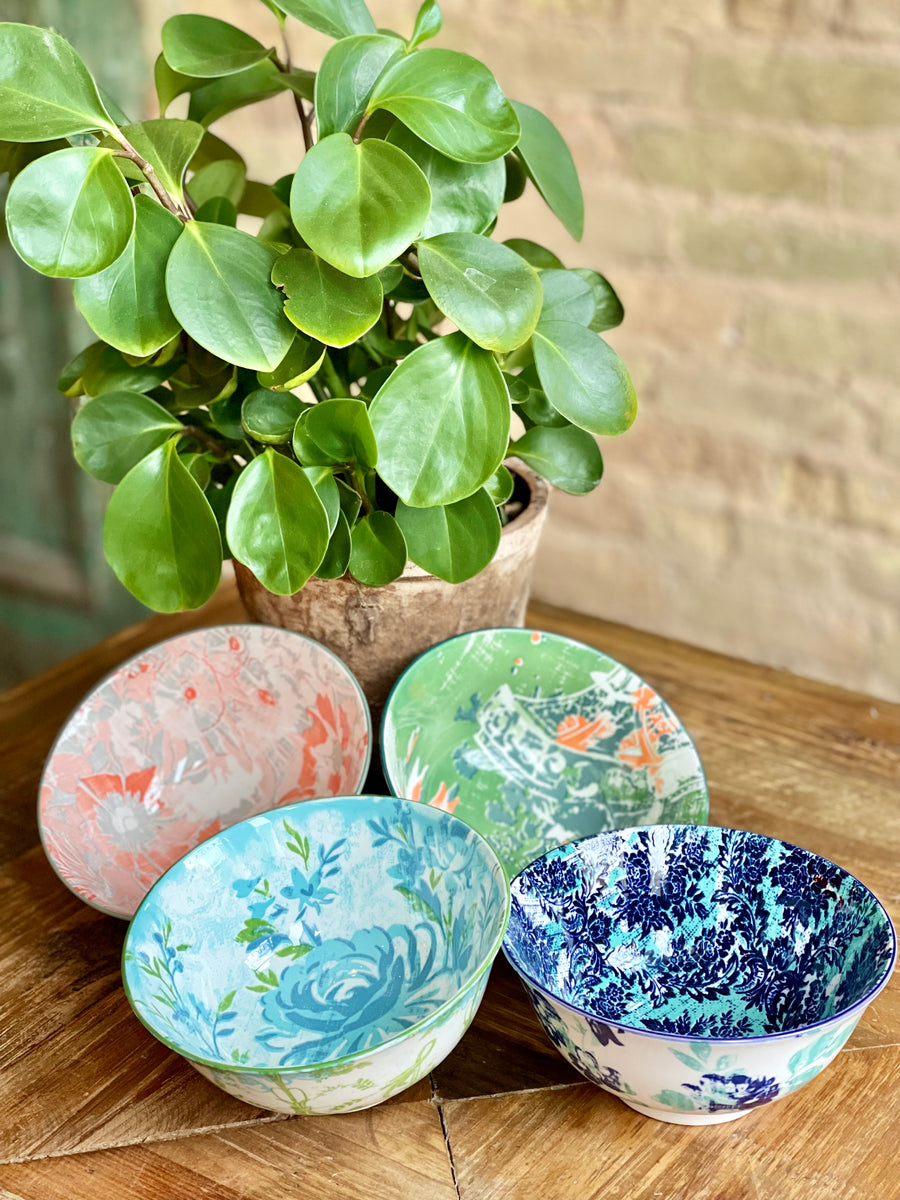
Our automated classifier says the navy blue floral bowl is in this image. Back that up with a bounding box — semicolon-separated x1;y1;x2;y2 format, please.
122;795;509;1114
503;825;895;1124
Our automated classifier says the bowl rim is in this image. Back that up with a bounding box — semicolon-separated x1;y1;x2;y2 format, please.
379;624;709;813
37;623;373;919
121;793;511;1075
502;823;898;1045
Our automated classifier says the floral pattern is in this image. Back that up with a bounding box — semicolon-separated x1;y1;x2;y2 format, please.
39;625;371;918
381;629;708;877
122;795;509;1114
503;826;895;1123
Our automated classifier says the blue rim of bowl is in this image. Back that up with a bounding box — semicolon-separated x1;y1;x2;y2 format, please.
502;823;898;1045
120;793;512;1075
37;623;374;920
379;625;710;817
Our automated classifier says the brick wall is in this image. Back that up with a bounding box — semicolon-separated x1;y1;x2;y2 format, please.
143;0;900;700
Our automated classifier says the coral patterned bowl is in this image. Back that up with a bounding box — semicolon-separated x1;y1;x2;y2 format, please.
39;625;371;919
381;628;708;878
122;795;509;1114
503;825;896;1125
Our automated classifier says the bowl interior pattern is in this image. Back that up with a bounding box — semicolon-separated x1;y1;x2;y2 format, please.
40;625;371;918
122;796;509;1071
505;826;895;1038
381;629;708;878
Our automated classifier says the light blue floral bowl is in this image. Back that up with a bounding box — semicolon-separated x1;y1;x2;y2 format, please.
504;825;895;1124
122;795;509;1114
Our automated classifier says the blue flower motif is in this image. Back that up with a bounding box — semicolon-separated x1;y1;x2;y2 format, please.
683;1071;780;1112
259;923;445;1064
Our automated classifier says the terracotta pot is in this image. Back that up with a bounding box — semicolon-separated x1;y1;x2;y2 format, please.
234;463;550;720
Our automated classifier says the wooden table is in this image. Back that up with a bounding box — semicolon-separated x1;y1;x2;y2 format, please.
1;586;897;1200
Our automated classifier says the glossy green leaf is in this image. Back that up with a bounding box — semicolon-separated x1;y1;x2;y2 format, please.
82;345;179;397
257;333;326;390
407;0;442;50
532;320;636;436
315;510;352;579
226;449;329;594
378;264;404;293
58;342;101;397
290;134;430;278
270;0;376;39
539;269;596;327
302;465;340;535
503;153;527;202
241;388;309;444
179;451;213;489
511;100;583;241
368;49;519;164
369;332;509;506
416;233;541;353
104;439;222;612
292;398;377;468
349;511;407;586
386;123;504;238
188;59;286;127
513;423;603;494
315;34;403;140
6;146;134;277
280;68;317;103
240;180;284;218
162;16;273;78
194;196;238;226
272;248;383;346
154;53;201;116
484;464;514;506
395;487;499;582
188;158;246;208
572;267;625;332
208;391;244;440
118;119;203;204
166;222;294;371
503;238;563;270
0;137;68;180
336;477;362;526
71;391;185;484
513;366;568;429
190;130;245;171
0;23;117;140
73;196;182;357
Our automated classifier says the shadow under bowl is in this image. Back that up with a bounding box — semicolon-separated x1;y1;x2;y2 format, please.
503;825;896;1124
381;627;709;878
39;624;372;918
122;794;510;1114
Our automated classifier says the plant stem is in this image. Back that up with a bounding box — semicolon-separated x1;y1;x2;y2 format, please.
179;425;233;458
275;40;314;152
399;248;421;277
351;465;374;514
321;354;349;397
112;138;189;221
352;111;371;143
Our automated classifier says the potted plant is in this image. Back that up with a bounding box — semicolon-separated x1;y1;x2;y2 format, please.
0;1;636;706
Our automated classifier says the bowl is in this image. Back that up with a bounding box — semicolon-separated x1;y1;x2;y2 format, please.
381;628;708;877
503;825;895;1124
121;794;509;1114
39;624;372;918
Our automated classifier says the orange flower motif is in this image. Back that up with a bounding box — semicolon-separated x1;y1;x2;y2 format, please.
617;727;664;773
428;781;460;814
555;713;616;751
258;689;276;706
630;685;660;714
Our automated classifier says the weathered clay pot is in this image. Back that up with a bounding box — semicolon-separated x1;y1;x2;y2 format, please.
234;463;550;719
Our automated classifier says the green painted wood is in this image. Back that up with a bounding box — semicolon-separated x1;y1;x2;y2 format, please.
0;0;148;688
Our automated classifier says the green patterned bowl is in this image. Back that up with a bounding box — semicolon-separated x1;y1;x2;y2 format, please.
381;629;709;878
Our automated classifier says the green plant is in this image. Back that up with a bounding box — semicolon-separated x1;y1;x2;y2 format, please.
0;2;636;612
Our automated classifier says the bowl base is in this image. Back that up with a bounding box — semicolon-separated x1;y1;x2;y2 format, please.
620;1098;749;1126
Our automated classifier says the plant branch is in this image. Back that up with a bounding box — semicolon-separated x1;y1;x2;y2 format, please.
274;41;314;152
112;138;190;221
179;425;234;458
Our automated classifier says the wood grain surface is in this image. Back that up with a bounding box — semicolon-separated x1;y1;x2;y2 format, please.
0;582;897;1199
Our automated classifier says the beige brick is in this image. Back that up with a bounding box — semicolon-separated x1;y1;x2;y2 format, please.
728;0;843;32
682;212;900;281
693;52;900;127
842;0;900;37
624;0;728;29
606;272;744;350
744;297;900;381
838;147;900;216
619;123;830;201
779;456;847;523
844;471;900;536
